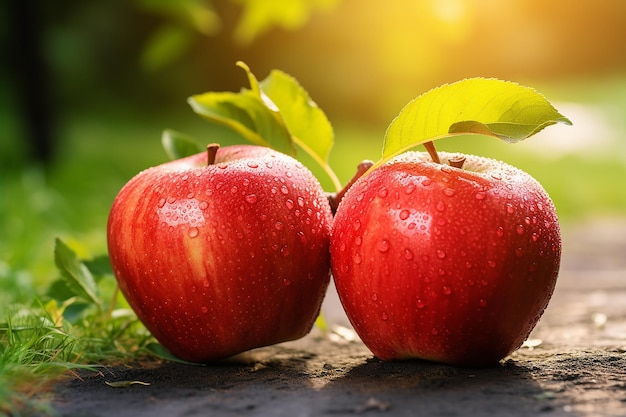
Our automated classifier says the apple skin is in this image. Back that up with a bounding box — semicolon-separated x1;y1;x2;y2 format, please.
330;151;561;367
107;145;333;362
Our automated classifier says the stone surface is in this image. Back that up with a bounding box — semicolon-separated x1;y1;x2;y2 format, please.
51;218;626;417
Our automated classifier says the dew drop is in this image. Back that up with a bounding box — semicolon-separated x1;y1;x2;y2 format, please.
280;245;290;257
245;194;258;204
353;252;362;264
531;233;539;242
404;248;414;260
422;178;433;187
297;196;305;207
199;201;208;210
378;188;388;198
158;198;166;208
443;188;456;197
442;286;452;295
274;222;284;231
371;293;378;302
339;242;346;252
479;299;488;308
285;199;294;210
167;197;176;204
280;185;289;195
436;201;446;212
496;226;505;237
188;227;199;238
436;249;446;259
230;186;238;194
515;247;524;257
377;239;390;253
353;220;361;231
416;299;425;309
381;312;388;321
506;203;514;214
487;260;497;268
283;278;291;287
431;328;439;335
200;306;209;314
475;192;487;200
405;184;416;195
516;225;525;235
399;210;410;220
465;261;472;269
247;161;259;168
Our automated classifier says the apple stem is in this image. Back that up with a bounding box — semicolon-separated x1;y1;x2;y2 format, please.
424;141;441;164
449;155;466;169
328;160;374;215
207;143;220;166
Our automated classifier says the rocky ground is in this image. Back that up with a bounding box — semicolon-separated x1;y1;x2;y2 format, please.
50;218;626;417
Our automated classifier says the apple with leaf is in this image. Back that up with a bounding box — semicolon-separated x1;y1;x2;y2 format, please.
107;62;570;365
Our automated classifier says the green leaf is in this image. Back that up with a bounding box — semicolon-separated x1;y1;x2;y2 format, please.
259;69;334;167
162;129;203;160
144;342;203;365
54;239;102;309
382;78;572;162
188;90;295;156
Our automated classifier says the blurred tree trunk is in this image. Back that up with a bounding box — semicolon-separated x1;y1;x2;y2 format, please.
7;0;56;167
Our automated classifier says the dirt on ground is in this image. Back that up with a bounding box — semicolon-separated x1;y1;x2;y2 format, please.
50;218;626;417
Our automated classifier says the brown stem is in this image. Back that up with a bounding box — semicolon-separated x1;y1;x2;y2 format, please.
448;155;466;169
327;160;374;215
207;143;220;166
423;141;441;164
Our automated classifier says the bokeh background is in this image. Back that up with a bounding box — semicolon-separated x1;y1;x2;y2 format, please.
2;0;626;304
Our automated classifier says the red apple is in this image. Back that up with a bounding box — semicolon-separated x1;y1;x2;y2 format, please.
330;151;561;367
107;144;333;362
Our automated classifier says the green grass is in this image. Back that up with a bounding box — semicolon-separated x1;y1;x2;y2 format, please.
1;76;626;413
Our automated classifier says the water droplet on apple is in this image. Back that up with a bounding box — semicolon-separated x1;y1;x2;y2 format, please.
479;299;488;308
200;306;208;314
158;198;166;208
416;299;425;309
353;252;362;264
191;285;197;293
167;197;176;204
506;203;514;214
436;201;445;212
436;249;446;259
431;328;439;335
230;186;238;194
247;161;259;168
378;188;388;198
274;222;284;231
496;226;505;237
381;312;388;321
353;220;361;231
442;286;452;295
371;293;378;302
265;161;274;169
475;192;487;200
280;245;290;257
399;210;410;220
442;188;456;197
531;233;539;242
188;227;199;238
280;185;289;195
245;194;258;204
516;225;525;235
515;247;524;257
376;239;390;253
339;242;346;252
199;201;208;210
487;260;497;268
297;196;305;207
355;236;362;246
422;178;433;187
283;278;291;286
404;248;414;260
285;199;294;210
